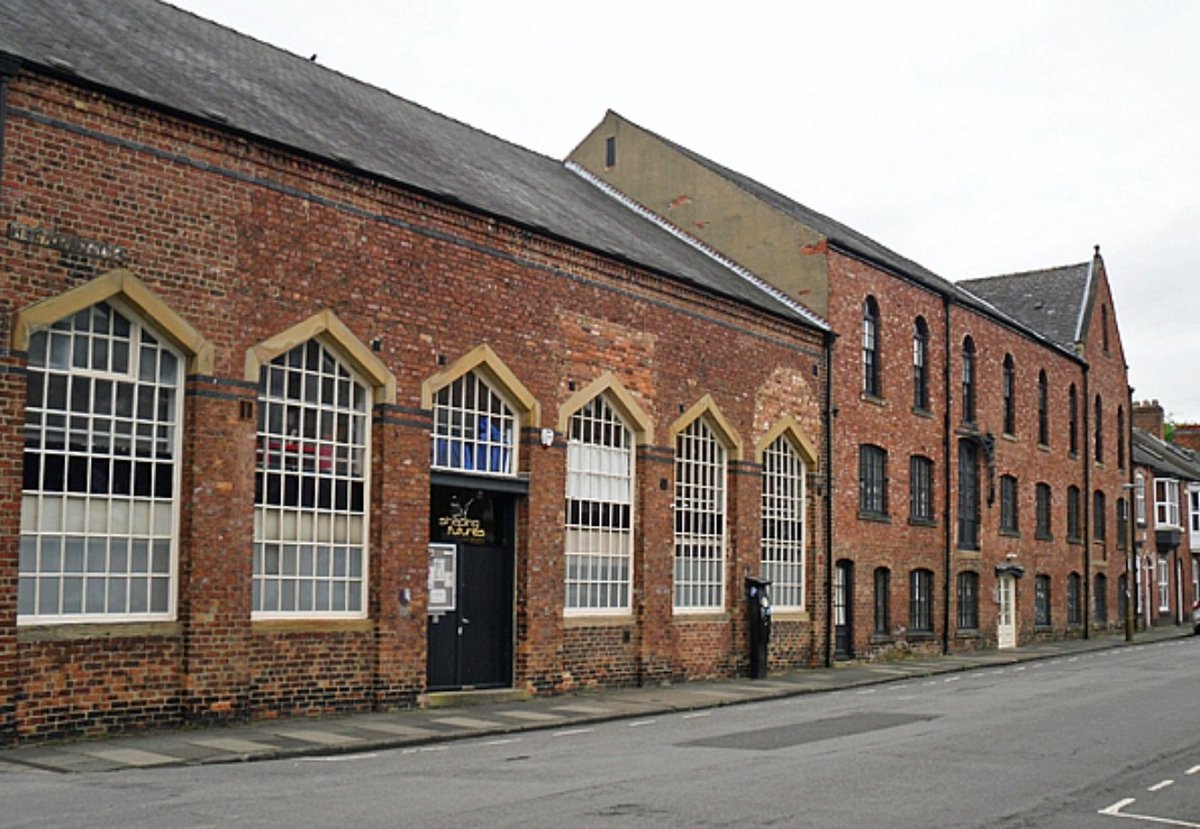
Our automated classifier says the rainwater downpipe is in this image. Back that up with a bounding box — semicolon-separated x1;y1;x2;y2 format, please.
823;329;836;667
941;294;953;655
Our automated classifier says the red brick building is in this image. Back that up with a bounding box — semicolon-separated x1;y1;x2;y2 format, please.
571;113;1134;661
0;2;829;743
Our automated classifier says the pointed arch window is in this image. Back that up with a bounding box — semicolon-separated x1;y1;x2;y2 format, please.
1068;384;1079;456
1094;395;1104;463
1037;370;1049;446
20;301;182;622
254;339;369;617
674;417;727;611
432;371;517;476
565;395;634;614
862;296;881;398
761;435;807;610
1117;406;1125;470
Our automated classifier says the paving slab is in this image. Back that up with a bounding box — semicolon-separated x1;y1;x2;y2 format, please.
81;747;178;767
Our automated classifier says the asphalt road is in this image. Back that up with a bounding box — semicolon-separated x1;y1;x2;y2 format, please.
4;637;1199;828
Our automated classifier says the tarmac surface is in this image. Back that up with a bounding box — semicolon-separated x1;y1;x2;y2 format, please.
1;625;1191;774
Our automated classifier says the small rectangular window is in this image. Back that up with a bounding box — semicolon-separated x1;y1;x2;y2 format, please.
604;136;616;167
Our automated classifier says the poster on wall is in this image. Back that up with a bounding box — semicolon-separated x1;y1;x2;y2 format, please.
427;542;457;614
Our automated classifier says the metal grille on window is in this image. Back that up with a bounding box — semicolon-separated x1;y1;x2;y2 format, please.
674;418;726;611
431;371;516;475
565;396;632;613
254;340;368;616
20;302;181;622
761;436;806;610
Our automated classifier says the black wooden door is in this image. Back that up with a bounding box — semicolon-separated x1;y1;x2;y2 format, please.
834;559;854;660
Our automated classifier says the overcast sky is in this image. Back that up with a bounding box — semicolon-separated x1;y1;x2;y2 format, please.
172;0;1200;423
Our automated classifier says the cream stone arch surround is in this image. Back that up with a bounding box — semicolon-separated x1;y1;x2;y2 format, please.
420;343;540;428
557;372;653;445
755;415;819;470
668;394;743;460
12;269;214;374
244;309;396;405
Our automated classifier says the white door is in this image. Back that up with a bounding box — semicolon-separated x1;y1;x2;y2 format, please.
997;574;1016;649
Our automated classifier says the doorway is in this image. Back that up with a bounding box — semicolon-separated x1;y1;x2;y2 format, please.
997;573;1016;649
427;486;515;690
834;559;854;659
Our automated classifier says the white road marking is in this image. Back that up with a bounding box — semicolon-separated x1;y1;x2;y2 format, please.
553;728;594;737
944;676;961;683
857;689;877;695
297;753;378;763
1098;796;1200;828
1100;798;1137;815
481;738;521;747
1186;765;1200;775
627;720;656;728
419;745;447;753
1148;780;1174;792
682;711;711;719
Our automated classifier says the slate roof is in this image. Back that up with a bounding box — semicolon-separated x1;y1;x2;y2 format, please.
607;112;1005;319
1133;428;1200;482
0;0;824;330
959;263;1091;351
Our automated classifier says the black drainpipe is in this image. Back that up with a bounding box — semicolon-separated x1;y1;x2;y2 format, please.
823;329;836;667
1082;364;1092;638
941;294;953;655
0;56;21;194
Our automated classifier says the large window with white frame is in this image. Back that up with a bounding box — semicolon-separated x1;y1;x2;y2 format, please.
254;340;368;616
1135;472;1147;526
1155;478;1181;529
761;436;807;610
1157;556;1170;613
20;301;182;623
674;418;726;611
565;395;633;614
1189;484;1200;550
431;371;516;476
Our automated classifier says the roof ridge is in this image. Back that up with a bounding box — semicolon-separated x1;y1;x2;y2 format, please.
959;261;1090;285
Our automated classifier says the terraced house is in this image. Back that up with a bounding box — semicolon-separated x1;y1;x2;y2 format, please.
571;113;1134;660
0;1;830;743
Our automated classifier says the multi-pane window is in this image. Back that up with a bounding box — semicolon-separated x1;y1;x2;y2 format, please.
1155;478;1181;528
956;571;978;630
909;455;934;523
961;337;977;424
1157;557;1170;612
1037;370;1049;446
20;302;181;622
1035;483;1052;540
674;418;726;611
957;440;980;550
1002;354;1016;435
1067;572;1082;625
859;444;888;518
1117;407;1125;470
1191;486;1200;537
1093;395;1104;463
761;436;807;610
1093;490;1106;542
565;396;633;614
1068;384;1078;456
912;317;929;411
1094;573;1108;623
1135;472;1147;525
1000;474;1019;534
873;567;891;636
862;297;881;398
254;340;368;616
1035;575;1051;627
1066;486;1082;542
910;568;934;633
431;371;516;476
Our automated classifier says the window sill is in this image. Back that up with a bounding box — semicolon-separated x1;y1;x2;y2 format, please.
1035;532;1053;542
563;614;636;628
908;517;938;528
912;406;932;419
1000;529;1020;538
1002;432;1018;443
18;620;182;643
252;618;373;634
672;612;730;624
956;546;982;556
772;610;811;623
861;393;886;407
859;512;891;524
955;629;980;639
869;633;893;645
1037;443;1050;452
907;631;935;642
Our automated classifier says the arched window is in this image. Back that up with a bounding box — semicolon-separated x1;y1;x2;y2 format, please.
1035;575;1052;626
1002;354;1016;435
957;440;981;550
1094;395;1104;463
956;571;979;630
254;339;369;616
1094;572;1108;623
761;435;808;610
1093;490;1106;542
1101;304;1110;353
1068;384;1079;455
910;568;934;632
873;567;891;635
674;417;727;611
1037;370;1049;446
1117;406;1126;470
912;317;929;411
20;301;183;621
1067;572;1082;625
565;395;634;614
432;371;517;476
962;337;977;424
862;297;881;398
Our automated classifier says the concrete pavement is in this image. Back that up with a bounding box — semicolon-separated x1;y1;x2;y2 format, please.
1;625;1191;774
